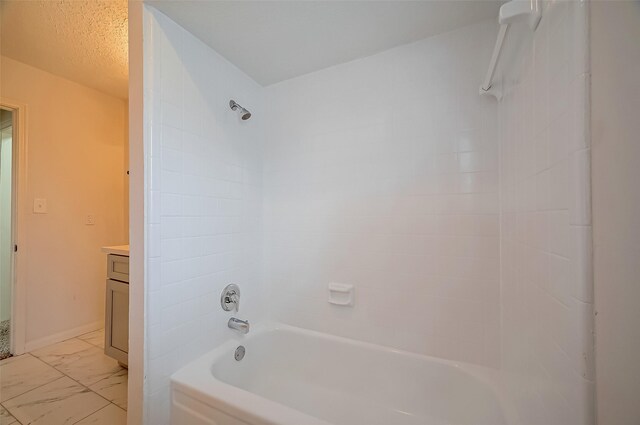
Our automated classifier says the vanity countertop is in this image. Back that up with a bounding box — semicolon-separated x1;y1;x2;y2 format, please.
101;245;130;256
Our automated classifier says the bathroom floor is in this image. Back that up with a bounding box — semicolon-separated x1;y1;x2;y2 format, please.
0;329;127;425
0;320;10;360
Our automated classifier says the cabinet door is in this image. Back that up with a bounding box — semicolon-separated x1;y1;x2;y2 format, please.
105;279;129;365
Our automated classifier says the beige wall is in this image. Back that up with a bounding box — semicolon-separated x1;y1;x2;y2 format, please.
0;56;127;349
591;2;640;424
123;102;129;236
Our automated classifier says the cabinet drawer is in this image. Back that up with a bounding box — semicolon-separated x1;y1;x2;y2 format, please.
107;254;129;283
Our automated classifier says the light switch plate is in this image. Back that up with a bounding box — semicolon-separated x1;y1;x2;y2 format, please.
33;198;47;214
85;214;95;225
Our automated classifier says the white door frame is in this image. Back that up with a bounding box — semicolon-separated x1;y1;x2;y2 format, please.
1;98;28;355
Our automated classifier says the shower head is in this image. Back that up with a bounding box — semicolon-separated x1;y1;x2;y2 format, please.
229;100;251;120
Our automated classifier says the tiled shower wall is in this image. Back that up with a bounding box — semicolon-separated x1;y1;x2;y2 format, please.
498;1;594;424
143;7;265;424
263;21;500;367
140;3;598;424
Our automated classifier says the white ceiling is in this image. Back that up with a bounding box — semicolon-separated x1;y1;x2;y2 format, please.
148;0;502;86
0;1;501;97
1;0;129;99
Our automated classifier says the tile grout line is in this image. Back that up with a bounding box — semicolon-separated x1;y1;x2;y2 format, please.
8;358;126;422
2;375;109;423
77;331;106;350
70;402;126;425
0;353;63;404
2;335;127;423
1;401;24;425
28;340;127;410
48;367;124;411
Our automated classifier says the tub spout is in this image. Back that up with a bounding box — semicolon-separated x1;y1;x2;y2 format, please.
228;317;250;334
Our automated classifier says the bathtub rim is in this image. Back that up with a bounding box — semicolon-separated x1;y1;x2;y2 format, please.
170;322;520;425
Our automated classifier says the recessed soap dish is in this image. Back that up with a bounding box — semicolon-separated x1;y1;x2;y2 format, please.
328;283;354;306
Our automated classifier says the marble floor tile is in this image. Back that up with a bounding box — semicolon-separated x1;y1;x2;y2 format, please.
0;354;63;402
75;404;127;425
0;405;18;425
30;338;95;368
89;368;128;410
78;329;105;349
31;339;121;387
3;376;108;425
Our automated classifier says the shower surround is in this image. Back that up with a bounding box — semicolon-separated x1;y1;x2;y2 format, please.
138;2;593;424
498;1;594;424
263;20;500;367
142;8;266;423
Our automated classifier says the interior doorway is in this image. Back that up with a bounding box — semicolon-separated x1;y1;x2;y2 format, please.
0;108;14;360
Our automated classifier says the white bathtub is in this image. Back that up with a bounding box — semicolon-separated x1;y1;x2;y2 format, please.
171;323;517;425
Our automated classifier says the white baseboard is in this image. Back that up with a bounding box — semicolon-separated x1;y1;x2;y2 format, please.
24;321;104;353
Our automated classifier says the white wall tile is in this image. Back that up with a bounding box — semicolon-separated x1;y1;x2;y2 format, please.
141;4;596;425
263;20;500;368
498;1;594;424
143;6;265;425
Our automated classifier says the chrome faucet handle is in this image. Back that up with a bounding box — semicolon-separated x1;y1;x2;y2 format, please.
221;284;240;312
228;292;239;312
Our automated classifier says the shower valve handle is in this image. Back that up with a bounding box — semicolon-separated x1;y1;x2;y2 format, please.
221;284;241;312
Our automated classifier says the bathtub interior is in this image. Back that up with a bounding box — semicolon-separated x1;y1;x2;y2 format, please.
209;327;507;425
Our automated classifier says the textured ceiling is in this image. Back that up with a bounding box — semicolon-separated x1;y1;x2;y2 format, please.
0;1;500;95
1;0;129;99
149;0;502;86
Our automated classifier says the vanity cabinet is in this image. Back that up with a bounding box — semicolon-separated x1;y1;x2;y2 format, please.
104;253;129;366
